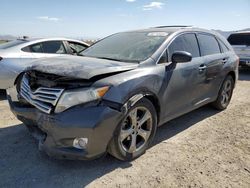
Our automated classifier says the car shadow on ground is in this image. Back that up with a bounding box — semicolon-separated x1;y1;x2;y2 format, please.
0;90;6;101
152;106;219;146
0;105;220;188
239;69;250;81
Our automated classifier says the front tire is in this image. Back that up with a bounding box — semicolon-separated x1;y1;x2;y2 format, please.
212;75;234;110
108;98;157;161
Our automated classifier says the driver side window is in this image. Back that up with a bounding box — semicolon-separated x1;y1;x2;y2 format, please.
167;33;200;62
158;50;168;64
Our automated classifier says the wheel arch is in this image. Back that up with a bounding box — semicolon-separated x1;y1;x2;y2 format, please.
227;71;236;86
144;94;161;125
216;70;236;97
122;92;161;125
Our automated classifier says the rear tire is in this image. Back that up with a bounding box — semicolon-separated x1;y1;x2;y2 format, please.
212;75;234;110
108;98;157;161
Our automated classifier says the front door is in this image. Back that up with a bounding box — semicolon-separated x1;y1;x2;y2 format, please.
159;33;205;123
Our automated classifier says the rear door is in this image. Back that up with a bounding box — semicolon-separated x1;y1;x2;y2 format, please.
196;33;225;100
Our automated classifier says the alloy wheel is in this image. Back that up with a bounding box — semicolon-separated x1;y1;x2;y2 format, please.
119;106;153;153
220;79;233;108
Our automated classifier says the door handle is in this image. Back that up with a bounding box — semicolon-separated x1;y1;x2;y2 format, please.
221;58;228;64
198;64;207;72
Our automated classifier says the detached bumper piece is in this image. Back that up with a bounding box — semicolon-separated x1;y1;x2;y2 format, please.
9;99;123;160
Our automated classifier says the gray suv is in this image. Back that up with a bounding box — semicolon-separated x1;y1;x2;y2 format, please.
7;26;238;161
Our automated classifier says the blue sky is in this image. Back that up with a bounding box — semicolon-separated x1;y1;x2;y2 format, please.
0;0;249;39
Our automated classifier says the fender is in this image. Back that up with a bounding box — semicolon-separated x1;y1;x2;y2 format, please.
121;94;144;114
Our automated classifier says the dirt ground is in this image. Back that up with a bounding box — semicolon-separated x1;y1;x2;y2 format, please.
0;70;249;188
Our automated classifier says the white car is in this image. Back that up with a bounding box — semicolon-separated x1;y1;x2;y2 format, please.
0;38;89;89
227;31;250;68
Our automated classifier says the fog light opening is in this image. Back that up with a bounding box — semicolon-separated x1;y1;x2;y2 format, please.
73;138;88;149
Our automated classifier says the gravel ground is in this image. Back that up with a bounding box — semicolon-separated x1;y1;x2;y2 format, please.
0;70;249;188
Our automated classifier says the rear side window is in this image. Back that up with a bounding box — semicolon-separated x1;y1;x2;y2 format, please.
168;33;200;59
22;41;66;54
217;39;230;53
197;34;221;56
30;43;43;53
41;41;66;54
228;33;250;46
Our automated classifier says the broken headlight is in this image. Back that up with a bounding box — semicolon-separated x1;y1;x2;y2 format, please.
55;86;110;113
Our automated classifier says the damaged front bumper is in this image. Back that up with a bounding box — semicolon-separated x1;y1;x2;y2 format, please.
8;97;123;160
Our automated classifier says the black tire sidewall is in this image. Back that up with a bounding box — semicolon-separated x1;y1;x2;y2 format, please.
215;75;234;110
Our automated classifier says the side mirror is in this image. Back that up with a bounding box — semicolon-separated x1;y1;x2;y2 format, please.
171;51;192;64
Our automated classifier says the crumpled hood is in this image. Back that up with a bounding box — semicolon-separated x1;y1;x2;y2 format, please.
27;56;138;79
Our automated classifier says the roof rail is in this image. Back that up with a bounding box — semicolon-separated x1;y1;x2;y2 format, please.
152;25;193;28
235;30;250;33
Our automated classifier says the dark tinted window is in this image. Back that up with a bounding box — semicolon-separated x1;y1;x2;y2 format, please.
197;34;221;56
218;39;229;53
68;41;87;53
21;46;31;52
228;33;250;46
168;33;200;60
158;50;168;64
30;43;43;53
23;41;66;54
41;41;66;54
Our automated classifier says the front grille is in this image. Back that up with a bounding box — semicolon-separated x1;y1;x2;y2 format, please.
20;75;64;114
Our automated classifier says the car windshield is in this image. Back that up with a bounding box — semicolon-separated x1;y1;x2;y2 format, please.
81;32;168;62
0;39;27;49
228;33;250;46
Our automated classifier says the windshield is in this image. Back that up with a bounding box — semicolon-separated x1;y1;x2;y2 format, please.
228;33;250;46
81;32;167;62
0;39;27;49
